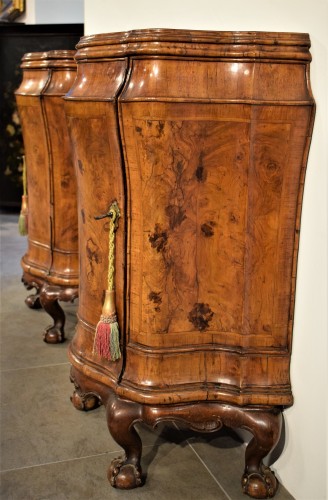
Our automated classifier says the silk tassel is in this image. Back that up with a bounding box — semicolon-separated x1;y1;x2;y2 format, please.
94;290;121;361
93;201;121;361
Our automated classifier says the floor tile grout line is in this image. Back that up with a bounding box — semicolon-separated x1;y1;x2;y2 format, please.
0;443;157;474
1;362;71;373
187;441;234;500
0;451;117;474
172;422;233;500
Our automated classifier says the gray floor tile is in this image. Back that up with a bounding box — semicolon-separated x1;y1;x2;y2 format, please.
0;302;76;370
1;363;111;471
0;363;170;471
1;276;28;311
0;440;225;500
0;215;27;278
186;428;295;500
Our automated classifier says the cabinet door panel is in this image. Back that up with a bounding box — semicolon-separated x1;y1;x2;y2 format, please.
16;96;52;273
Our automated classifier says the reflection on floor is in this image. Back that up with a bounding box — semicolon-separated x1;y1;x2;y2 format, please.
0;213;294;499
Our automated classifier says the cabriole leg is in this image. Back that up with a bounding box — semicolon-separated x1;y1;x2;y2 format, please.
39;283;78;343
106;392;143;490
241;409;282;499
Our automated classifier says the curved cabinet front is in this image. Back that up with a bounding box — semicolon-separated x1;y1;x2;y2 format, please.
65;29;315;497
16;51;79;343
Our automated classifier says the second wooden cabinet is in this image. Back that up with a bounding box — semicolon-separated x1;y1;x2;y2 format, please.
16;50;79;342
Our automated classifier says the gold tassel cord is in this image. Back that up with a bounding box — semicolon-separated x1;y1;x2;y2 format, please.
93;201;121;361
18;155;28;236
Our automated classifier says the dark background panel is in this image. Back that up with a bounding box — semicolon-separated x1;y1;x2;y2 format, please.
0;23;83;209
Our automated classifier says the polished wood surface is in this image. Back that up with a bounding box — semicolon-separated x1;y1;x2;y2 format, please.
65;29;315;497
16;51;79;342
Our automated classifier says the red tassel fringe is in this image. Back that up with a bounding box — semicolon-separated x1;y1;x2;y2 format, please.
94;321;112;360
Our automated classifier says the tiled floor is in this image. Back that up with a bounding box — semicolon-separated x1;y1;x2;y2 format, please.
0;213;294;500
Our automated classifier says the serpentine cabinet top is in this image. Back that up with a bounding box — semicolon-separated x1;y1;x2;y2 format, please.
74;29;311;60
65;29;314;107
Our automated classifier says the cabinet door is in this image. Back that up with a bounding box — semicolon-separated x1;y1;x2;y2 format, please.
43;67;79;285
16;69;52;277
65;59;128;381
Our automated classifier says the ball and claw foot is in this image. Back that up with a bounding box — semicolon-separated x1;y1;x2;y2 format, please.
70;389;101;412
43;326;64;344
242;465;278;499
25;294;42;309
22;274;43;309
69;372;101;412
108;457;143;490
43;325;65;344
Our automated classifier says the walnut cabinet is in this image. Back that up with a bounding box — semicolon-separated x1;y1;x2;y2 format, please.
16;51;79;343
65;30;315;498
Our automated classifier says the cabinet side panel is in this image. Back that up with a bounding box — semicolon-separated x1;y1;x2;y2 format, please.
120;100;312;403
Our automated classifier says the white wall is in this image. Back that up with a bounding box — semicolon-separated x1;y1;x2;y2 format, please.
19;0;36;23
84;2;328;499
20;0;83;24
